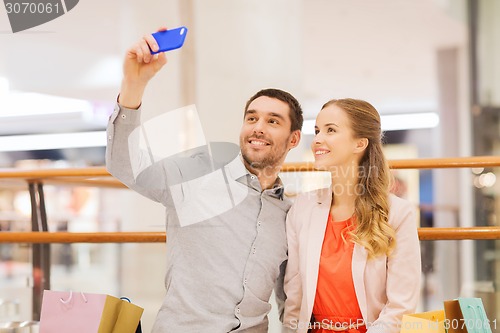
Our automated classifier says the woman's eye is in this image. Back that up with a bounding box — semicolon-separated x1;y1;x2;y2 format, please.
327;127;335;133
314;130;319;135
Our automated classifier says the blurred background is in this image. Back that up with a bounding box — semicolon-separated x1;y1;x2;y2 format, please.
1;0;500;331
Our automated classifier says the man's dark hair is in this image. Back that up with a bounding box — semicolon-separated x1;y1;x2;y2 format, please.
244;88;303;132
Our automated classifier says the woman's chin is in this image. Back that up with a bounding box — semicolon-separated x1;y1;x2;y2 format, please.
313;160;329;171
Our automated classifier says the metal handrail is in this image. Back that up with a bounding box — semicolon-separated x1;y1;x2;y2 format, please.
1;156;499;243
0;227;500;243
282;155;500;171
0;156;499;180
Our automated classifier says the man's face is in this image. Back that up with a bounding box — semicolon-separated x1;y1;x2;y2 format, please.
240;96;299;171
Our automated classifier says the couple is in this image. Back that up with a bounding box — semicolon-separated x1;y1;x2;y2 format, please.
106;30;421;333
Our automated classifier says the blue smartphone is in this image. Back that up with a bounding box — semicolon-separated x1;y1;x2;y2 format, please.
150;27;188;54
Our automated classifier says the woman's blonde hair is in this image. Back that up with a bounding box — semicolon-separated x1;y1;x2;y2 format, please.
322;98;396;258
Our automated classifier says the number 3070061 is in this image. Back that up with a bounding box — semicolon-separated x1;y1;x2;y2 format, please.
5;2;61;14
444;319;496;330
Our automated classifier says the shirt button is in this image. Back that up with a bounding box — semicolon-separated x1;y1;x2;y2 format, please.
250;175;256;180
257;221;262;227
244;278;247;285
121;114;126;119
236;308;240;314
252;247;256;254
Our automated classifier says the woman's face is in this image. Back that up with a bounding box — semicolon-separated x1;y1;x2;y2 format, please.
311;104;363;171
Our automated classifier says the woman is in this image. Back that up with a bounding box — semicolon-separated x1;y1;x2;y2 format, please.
282;99;421;333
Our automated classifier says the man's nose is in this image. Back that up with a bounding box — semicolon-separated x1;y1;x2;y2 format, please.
252;119;265;134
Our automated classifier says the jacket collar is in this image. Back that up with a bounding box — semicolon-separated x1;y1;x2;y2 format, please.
305;187;368;322
305;187;331;314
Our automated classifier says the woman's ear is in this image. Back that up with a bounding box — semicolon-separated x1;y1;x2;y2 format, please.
354;138;369;154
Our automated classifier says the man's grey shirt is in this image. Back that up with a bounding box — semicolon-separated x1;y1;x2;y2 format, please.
106;104;291;332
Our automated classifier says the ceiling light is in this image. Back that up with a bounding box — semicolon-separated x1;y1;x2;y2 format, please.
302;112;440;135
0;131;107;152
0;77;9;97
1;92;93;118
381;112;440;131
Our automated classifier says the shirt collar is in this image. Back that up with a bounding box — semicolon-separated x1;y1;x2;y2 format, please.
268;178;285;199
225;154;285;200
226;154;249;181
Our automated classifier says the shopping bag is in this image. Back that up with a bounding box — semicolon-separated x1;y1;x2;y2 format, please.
444;297;492;333
400;310;446;332
39;290;143;333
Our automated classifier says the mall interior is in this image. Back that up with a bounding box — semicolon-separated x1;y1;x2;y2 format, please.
1;0;500;332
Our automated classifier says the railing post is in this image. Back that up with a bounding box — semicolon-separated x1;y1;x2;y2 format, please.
28;182;50;321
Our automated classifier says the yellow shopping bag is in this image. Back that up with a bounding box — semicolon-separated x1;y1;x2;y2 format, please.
400;310;446;333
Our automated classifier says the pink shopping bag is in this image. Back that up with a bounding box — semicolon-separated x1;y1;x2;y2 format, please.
39;290;143;333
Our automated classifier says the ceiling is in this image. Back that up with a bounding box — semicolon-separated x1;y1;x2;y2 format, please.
300;0;467;116
0;0;468;165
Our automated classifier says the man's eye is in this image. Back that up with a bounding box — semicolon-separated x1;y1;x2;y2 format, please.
269;119;279;124
247;117;256;122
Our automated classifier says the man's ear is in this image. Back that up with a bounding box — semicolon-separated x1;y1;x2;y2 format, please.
354;138;369;154
289;130;301;149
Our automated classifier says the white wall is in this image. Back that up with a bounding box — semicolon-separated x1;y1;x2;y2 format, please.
479;0;500;106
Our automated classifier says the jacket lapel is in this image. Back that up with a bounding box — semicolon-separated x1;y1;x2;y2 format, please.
303;188;370;323
352;244;368;322
305;188;331;315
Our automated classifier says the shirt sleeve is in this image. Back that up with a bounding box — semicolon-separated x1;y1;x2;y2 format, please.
106;103;172;204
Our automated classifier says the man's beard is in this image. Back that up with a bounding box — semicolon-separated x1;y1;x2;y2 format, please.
240;136;288;171
241;149;281;170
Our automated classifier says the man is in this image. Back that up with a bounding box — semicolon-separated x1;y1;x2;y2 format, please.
106;29;303;332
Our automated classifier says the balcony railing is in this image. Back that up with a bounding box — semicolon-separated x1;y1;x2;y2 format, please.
1;155;499;320
1;155;500;244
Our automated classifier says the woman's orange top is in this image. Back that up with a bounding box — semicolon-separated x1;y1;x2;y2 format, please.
311;214;366;333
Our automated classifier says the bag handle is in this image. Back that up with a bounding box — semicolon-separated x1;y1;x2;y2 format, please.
120;297;142;333
59;291;88;304
466;305;479;333
475;304;491;333
466;304;490;333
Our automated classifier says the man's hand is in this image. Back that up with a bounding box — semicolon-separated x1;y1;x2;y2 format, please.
119;27;168;109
